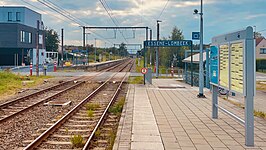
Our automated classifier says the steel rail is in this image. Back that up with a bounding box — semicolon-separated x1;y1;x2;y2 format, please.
83;59;133;149
0;59;127;111
0;81;85;124
83;72;128;149
23;60;132;150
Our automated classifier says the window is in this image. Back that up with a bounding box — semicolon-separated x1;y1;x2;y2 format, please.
260;48;266;54
16;12;21;21
28;33;32;43
8;12;12;21
20;31;32;44
20;31;25;42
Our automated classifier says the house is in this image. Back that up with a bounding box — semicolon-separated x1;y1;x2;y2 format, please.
256;37;266;59
0;6;45;66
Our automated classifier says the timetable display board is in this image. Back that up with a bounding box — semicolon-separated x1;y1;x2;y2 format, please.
230;42;244;93
219;44;229;89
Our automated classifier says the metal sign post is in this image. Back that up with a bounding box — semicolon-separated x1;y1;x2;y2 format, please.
36;20;40;76
210;26;255;146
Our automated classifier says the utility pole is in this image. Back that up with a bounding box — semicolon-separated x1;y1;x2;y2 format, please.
145;27;148;67
150;29;152;66
198;0;205;98
156;20;162;78
61;28;64;67
85;33;90;65
94;38;97;62
83;26;86;48
36;20;40;76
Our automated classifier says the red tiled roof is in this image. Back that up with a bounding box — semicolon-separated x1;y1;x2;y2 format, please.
256;37;264;46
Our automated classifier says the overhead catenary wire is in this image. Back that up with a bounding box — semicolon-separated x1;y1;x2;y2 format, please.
158;0;170;20
20;0;66;22
98;0;128;43
35;0;115;45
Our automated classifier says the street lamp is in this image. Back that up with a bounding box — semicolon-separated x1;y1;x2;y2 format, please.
194;0;205;98
156;20;162;78
94;38;97;63
85;33;91;65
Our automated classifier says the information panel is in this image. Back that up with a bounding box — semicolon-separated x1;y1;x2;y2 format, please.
230;42;244;93
219;44;229;89
210;46;219;85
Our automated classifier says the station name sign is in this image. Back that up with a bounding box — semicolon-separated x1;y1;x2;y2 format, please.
72;49;88;53
144;40;192;47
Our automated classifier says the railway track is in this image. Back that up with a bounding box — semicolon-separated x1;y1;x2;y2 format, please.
23;59;133;150
0;59;131;124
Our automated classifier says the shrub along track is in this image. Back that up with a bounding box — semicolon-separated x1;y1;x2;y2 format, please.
23;59;133;150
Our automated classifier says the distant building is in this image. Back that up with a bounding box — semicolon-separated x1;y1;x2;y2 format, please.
256;37;266;59
0;6;45;66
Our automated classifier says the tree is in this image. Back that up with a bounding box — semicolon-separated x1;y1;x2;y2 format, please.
45;28;60;52
169;26;184;40
255;32;265;39
159;26;186;68
118;43;128;57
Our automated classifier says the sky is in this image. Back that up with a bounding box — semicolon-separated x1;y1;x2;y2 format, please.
1;0;266;50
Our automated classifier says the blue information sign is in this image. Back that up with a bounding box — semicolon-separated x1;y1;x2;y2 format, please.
144;40;192;47
210;46;219;85
192;32;200;40
72;49;88;53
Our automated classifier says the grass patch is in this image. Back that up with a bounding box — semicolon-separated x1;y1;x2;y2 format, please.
0;71;52;99
85;103;100;111
70;134;85;148
256;81;266;91
128;76;143;84
87;110;94;118
109;97;125;116
107;130;116;150
94;129;101;138
135;58;144;73
254;110;266;119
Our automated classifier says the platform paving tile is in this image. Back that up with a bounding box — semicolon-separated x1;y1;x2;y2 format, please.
114;79;266;150
148;79;266;150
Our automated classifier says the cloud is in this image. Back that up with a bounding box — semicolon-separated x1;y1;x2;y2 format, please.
245;14;266;20
174;0;216;8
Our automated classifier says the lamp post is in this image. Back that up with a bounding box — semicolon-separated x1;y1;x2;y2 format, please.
94;38;97;63
85;33;91;65
194;0;205;98
156;20;162;78
149;28;152;66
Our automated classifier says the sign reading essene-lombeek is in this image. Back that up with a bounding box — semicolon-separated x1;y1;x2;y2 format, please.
144;40;192;47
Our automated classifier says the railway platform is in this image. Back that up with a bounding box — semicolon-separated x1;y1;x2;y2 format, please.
113;79;266;150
